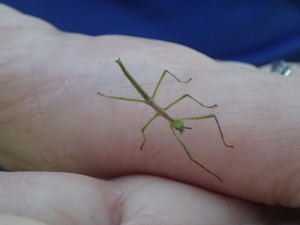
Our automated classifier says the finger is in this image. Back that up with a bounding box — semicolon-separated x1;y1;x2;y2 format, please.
0;4;299;207
116;176;265;225
0;172;112;225
2;172;299;225
91;56;300;207
0;215;49;225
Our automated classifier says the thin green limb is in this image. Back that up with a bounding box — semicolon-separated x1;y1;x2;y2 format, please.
98;59;232;181
97;92;145;103
140;113;159;150
164;94;217;111
170;125;223;182
151;70;191;99
180;114;233;148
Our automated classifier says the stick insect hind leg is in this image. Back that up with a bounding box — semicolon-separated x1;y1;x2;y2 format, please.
151;70;192;99
139;69;192;149
97;92;146;103
98;59;232;181
97;91;157;150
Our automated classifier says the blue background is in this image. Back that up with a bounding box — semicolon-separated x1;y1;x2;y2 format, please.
1;0;300;65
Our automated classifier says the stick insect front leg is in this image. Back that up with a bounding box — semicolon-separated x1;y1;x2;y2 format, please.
98;59;232;181
166;94;232;181
180;114;233;148
170;125;223;182
164;93;232;147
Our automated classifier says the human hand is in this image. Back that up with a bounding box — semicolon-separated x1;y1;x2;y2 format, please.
1;172;299;225
0;3;299;217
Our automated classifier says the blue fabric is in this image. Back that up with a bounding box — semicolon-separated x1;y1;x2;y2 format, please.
1;0;300;65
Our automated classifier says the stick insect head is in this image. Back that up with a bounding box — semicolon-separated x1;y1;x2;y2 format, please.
172;119;192;135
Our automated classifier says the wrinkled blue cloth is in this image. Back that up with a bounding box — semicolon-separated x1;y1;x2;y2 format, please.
1;0;300;65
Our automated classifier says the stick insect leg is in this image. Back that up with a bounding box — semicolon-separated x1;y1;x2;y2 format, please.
164;94;217;111
151;70;192;99
97;92;145;103
180;114;233;148
140;113;159;150
170;125;222;182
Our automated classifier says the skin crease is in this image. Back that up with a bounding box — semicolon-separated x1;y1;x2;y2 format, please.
0;3;300;224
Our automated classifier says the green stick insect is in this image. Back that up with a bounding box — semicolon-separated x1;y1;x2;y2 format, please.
98;58;233;182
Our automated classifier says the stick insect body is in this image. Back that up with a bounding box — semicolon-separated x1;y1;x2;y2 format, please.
98;58;233;182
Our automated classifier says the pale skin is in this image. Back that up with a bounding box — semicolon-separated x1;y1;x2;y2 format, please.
98;58;233;182
0;3;300;224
